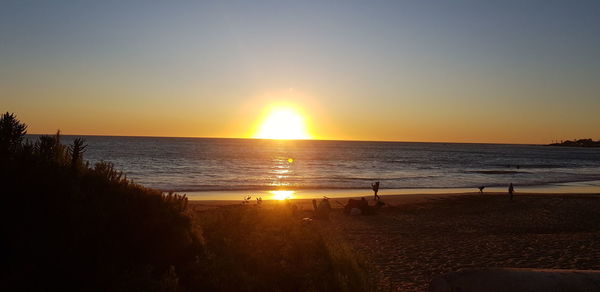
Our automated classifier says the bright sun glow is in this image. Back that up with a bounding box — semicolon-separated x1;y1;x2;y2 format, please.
270;190;295;200
254;107;311;140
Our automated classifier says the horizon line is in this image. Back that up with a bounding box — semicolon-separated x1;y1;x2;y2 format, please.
26;132;549;146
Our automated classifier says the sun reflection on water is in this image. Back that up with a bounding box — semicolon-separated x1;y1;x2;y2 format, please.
268;155;297;188
270;190;295;200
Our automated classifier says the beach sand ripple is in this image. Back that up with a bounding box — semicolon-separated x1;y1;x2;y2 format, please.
326;194;600;291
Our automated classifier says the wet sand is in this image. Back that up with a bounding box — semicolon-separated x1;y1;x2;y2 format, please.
191;192;600;291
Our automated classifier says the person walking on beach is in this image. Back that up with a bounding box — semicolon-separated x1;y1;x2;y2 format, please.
508;183;514;200
371;181;380;201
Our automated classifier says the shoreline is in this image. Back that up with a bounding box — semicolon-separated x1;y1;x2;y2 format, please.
182;179;600;201
189;192;600;209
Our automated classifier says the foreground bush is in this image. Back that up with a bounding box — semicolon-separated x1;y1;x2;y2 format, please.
0;113;205;291
197;205;374;291
0;112;373;291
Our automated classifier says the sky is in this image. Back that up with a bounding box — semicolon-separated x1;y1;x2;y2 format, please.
1;0;599;143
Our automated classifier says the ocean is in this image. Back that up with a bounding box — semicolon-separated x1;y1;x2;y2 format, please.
32;135;600;199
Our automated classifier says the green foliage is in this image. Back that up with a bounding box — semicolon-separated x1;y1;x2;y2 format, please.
1;114;205;291
34;130;69;164
0;111;27;155
1;113;373;291
68;137;88;169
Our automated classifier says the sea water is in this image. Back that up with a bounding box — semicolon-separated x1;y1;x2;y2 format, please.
32;135;600;199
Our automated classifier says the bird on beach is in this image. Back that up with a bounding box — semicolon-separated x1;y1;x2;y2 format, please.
478;186;485;193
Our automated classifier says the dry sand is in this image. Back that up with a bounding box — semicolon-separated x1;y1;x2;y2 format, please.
191;192;600;291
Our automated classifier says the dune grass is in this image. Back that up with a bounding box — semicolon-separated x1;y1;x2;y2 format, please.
195;204;375;291
1;112;373;291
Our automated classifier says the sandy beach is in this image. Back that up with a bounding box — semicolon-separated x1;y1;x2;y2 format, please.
191;192;600;291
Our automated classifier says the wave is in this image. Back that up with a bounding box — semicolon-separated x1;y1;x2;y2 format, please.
327;175;439;181
468;170;528;174
156;176;600;193
62;136;600;195
491;164;565;169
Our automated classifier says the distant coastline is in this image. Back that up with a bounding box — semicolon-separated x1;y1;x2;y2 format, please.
549;139;600;147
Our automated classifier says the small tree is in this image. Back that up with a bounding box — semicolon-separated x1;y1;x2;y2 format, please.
0;112;28;155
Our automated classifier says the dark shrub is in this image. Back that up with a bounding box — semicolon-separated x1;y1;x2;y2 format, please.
0;112;27;156
0;113;372;291
0;114;206;291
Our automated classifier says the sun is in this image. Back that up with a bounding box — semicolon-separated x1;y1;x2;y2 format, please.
254;106;312;140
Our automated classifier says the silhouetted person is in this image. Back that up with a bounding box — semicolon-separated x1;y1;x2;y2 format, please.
508;183;514;200
478;186;485;193
371;181;380;201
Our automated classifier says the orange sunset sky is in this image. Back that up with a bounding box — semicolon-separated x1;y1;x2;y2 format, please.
1;1;599;144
